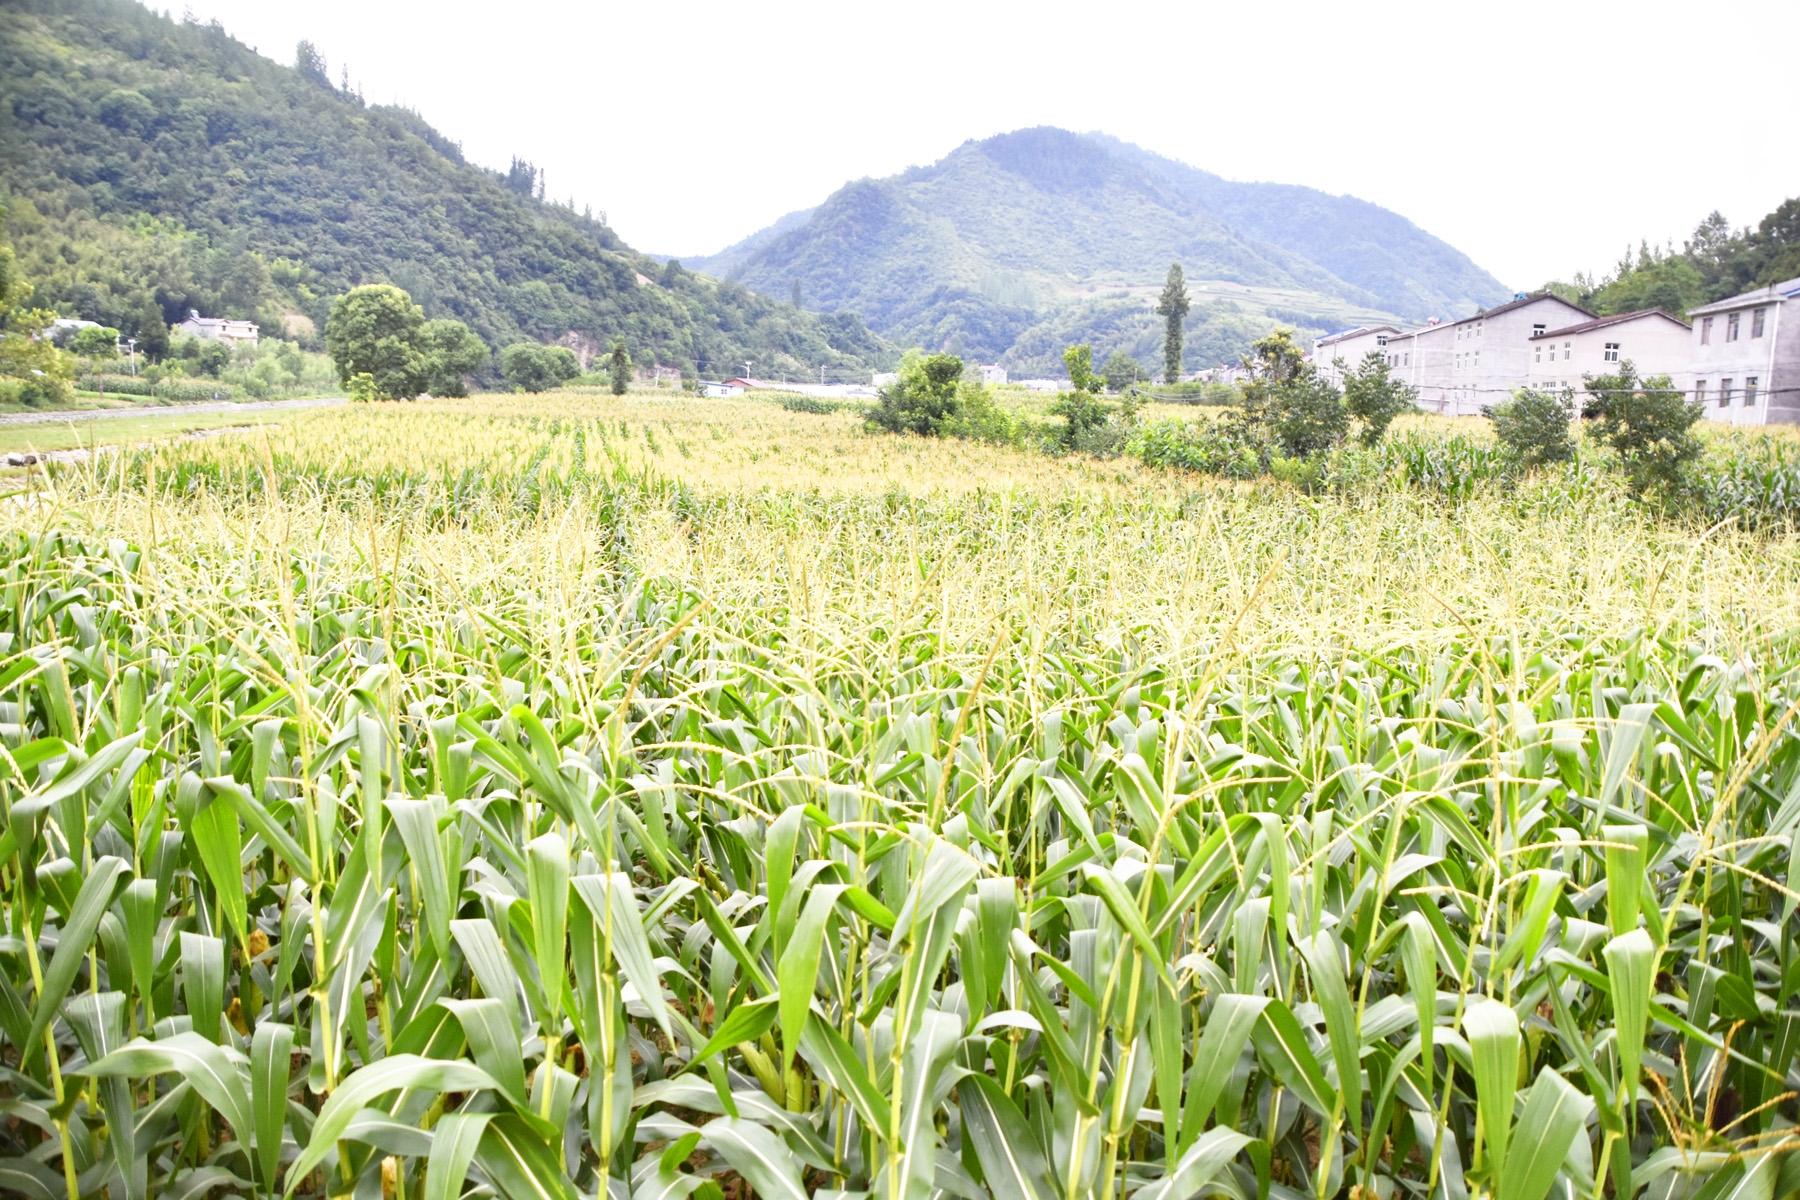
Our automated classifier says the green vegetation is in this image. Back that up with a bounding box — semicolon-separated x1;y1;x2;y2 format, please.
325;285;488;401
0;402;314;455
0;236;75;407
1;393;1797;1199
866;351;966;435
607;340;631;397
1546;200;1800;316
1155;262;1188;383
1486;387;1576;467
501;342;583;394
693;127;1506;372
0;0;889;378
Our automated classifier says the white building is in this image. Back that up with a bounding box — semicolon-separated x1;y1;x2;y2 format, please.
174;312;259;347
978;363;1008;386
1685;276;1800;425
1311;325;1401;386
1385;293;1593;415
1526;309;1692;394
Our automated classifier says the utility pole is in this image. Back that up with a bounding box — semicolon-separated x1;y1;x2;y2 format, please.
743;360;753;382
127;337;138;376
818;363;825;386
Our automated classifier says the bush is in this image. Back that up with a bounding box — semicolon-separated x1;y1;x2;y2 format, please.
942;382;1020;443
1266;370;1348;458
1487;388;1575;468
866;352;963;436
1049;389;1110;449
500;343;581;393
1342;352;1417;446
1126;418;1263;478
1582;362;1702;498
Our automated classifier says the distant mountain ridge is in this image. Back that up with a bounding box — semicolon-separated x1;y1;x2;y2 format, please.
691;128;1509;373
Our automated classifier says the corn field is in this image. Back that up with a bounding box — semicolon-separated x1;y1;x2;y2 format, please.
1;395;1797;1199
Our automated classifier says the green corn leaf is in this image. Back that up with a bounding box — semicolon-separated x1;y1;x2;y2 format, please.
1463;998;1521;1183
24;855;129;1069
285;1055;498;1192
1500;1067;1592;1200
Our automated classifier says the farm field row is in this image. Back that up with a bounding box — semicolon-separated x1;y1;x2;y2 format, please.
1;392;1796;1199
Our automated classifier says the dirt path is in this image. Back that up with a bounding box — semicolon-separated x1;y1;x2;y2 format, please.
0;395;344;427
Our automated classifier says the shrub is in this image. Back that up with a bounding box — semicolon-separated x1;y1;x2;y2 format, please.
500;343;582;393
1342;352;1418;446
1125;418;1262;478
1267;370;1349;458
1049;388;1110;450
1582;361;1702;498
77;373;156;397
866;352;963;436
1487;387;1576;468
942;381;1020;444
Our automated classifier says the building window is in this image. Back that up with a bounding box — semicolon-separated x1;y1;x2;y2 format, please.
1534;345;1542;363
1701;317;1713;345
1720;378;1734;405
1533;323;1546;337
1563;342;1572;361
1746;376;1759;406
1695;379;1708;404
1377;335;1388;347
1752;307;1767;338
1604;342;1620;362
1403;353;1409;366
1727;312;1740;342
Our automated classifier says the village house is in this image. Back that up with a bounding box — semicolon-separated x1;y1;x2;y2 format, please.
1386;293;1593;415
1684;276;1800;425
978;363;1008;386
1310;325;1401;386
173;312;259;347
1526;309;1692;394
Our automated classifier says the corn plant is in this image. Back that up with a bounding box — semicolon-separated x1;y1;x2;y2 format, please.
1;397;1797;1199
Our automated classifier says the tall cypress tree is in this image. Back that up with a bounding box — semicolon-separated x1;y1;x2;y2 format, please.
1156;262;1189;384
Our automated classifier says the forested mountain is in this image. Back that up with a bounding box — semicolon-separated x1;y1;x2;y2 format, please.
0;0;888;379
1544;201;1800;318
690;128;1509;374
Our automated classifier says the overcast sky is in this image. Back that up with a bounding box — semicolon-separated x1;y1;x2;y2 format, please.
179;0;1797;290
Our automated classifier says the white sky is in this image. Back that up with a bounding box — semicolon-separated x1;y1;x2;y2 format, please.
178;0;1798;290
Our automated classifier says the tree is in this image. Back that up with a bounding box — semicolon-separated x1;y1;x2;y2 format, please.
1155;263;1189;384
1100;350;1144;393
867;352;964;436
789;279;803;309
1582;361;1701;498
1341;352;1417;445
0;239;74;407
608;340;631;395
1487;388;1575;469
1267;370;1348;458
134;300;169;361
420;318;487;396
325;283;429;400
500;342;580;393
295;40;330;87
1062;343;1101;394
70;326;120;358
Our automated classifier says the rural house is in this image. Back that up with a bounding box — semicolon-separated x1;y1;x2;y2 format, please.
173;312;260;346
1526;309;1692;394
1685;276;1799;425
1386;293;1593;416
1310;325;1401;386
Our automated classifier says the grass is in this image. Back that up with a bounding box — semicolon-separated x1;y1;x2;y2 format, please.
1;390;1797;1199
0;405;310;455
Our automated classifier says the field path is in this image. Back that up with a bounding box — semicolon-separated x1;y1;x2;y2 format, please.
0;395;345;427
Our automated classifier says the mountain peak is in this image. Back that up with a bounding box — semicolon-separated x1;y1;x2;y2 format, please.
690;131;1509;373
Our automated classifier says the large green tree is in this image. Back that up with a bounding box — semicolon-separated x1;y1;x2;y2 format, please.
325;284;429;400
1341;351;1417;445
1155;263;1189;384
867;351;964;436
500;342;581;393
420;318;488;396
0;238;74;407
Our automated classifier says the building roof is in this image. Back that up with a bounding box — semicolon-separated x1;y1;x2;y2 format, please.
1529;309;1691;340
1450;292;1594;329
1315;324;1400;348
1687;276;1800;316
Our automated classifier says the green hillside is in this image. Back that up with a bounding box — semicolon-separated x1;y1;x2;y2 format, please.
0;0;888;380
692;128;1509;373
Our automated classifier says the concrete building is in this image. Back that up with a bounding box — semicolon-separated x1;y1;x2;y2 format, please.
1311;325;1401;386
978;363;1008;386
1386;293;1593;415
1526;309;1692;394
1685;276;1800;425
173;312;259;347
